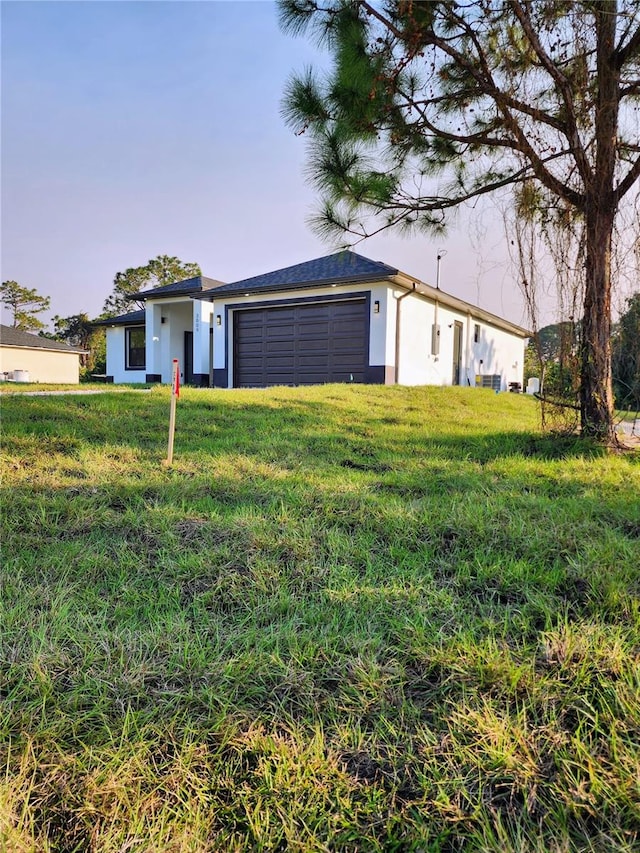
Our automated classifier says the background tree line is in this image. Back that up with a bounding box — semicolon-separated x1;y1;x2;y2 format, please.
525;293;640;412
1;255;200;377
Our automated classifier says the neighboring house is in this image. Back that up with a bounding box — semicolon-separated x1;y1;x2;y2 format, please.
196;251;529;390
0;324;86;383
100;252;529;391
97;276;222;385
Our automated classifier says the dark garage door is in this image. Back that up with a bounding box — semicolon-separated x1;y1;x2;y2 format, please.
233;298;368;387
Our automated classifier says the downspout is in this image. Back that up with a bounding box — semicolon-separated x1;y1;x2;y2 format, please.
433;250;444;373
465;311;472;385
433;295;439;360
395;283;416;384
209;311;214;387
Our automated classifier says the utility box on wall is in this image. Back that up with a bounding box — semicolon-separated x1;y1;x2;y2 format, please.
431;324;440;356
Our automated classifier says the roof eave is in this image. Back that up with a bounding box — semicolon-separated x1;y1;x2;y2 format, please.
400;279;531;337
3;343;89;354
193;271;400;301
188;264;529;336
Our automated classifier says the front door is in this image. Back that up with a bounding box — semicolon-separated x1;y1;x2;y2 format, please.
452;321;463;385
184;331;193;385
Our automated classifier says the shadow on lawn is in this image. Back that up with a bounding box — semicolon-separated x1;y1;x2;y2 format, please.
0;388;613;467
174;395;609;466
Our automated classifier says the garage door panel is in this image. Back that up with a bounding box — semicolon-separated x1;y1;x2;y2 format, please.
333;309;362;322
233;299;368;387
331;338;367;351
235;312;262;324
263;326;295;337
300;340;330;353
296;305;335;319
235;318;263;331
258;370;299;388
332;373;363;383
266;353;302;364
332;317;365;332
297;321;330;335
239;357;264;368
338;361;367;373
298;356;329;368
261;308;295;322
265;362;296;372
236;338;264;355
265;341;295;353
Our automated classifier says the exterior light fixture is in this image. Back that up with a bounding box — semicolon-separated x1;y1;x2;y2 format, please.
373;300;380;314
161;317;167;324
216;315;222;326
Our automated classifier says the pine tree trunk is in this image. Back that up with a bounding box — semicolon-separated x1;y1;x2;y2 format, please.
580;4;617;442
580;202;615;440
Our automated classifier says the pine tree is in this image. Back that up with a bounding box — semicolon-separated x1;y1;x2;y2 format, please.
101;255;201;317
280;0;640;440
1;280;51;331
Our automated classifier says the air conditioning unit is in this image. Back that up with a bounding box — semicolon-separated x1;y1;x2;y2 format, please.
475;373;501;391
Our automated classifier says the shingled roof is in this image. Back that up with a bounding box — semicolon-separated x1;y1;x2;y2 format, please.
134;275;225;299
195;251;399;299
0;324;87;353
93;309;146;327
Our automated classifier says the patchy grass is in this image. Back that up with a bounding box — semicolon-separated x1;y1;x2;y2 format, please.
1;384;639;852
0;382;150;394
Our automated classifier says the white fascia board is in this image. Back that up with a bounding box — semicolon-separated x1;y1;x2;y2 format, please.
143;295;194;308
388;273;531;338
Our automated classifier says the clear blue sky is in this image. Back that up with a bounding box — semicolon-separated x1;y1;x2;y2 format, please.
1;0;526;327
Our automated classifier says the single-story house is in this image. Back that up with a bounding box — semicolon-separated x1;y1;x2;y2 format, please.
101;251;529;390
0;324;87;383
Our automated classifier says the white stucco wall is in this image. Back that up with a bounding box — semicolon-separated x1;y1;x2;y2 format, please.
395;291;436;385
395;288;525;389
194;300;214;377
105;327;146;384
0;346;81;383
470;322;525;389
211;305;226;377
368;283;394;367
146;304;162;380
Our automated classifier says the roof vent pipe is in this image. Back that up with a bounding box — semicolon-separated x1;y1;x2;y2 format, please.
436;250;446;290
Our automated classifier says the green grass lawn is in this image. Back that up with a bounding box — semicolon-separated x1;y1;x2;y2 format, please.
0;382;151;394
1;384;639;852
